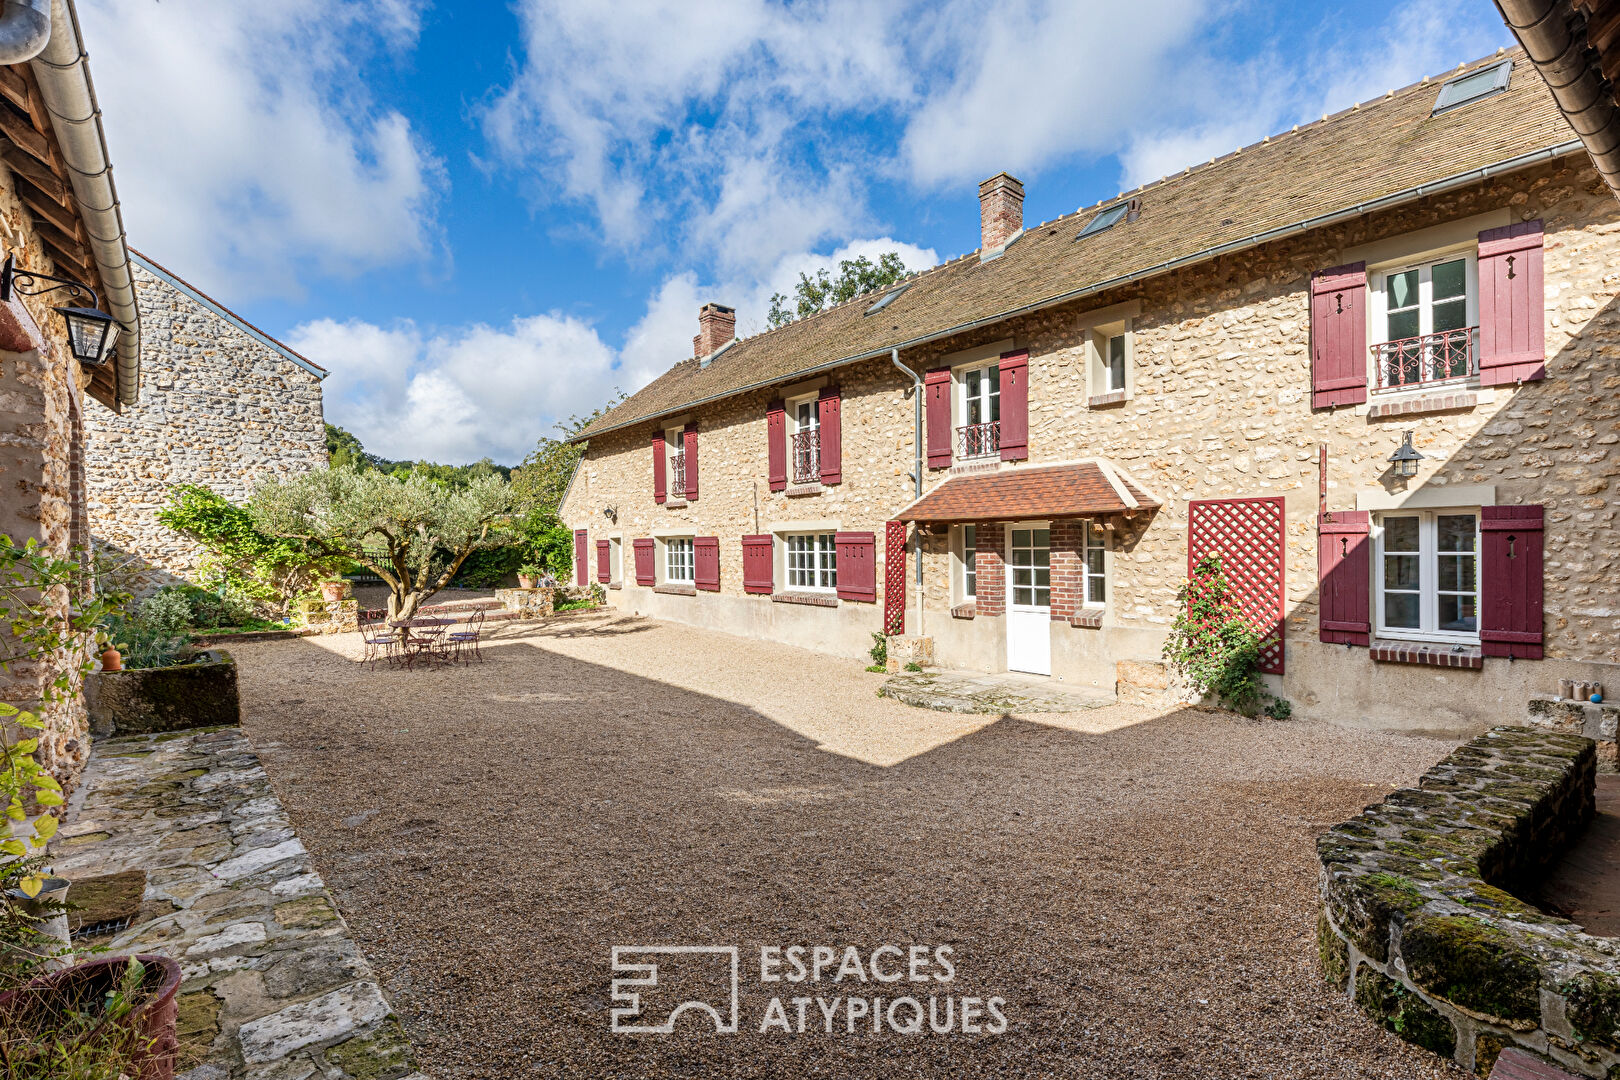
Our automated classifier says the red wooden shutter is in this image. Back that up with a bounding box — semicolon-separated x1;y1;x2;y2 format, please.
835;531;876;602
683;422;699;500
651;432;666;504
596;539;611;584
818;386;842;485
924;367;951;469
694;536;720;591
633;538;655;586
573;529;588;586
884;520;906;634
1317;512;1371;646
1478;220;1546;387
742;534;774;594
998;349;1029;461
767;400;786;491
1481;505;1544;659
1310;262;1368;409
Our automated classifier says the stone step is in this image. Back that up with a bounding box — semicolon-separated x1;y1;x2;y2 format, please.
416;597;503;614
1490;1048;1584;1080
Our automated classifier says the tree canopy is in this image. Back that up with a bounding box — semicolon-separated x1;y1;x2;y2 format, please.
766;252;912;329
325;423;511;486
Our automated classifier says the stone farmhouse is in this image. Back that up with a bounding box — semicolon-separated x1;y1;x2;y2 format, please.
83;250;328;594
562;49;1620;734
0;0;143;794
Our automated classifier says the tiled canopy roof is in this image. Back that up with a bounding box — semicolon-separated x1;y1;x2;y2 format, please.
577;50;1579;443
895;462;1160;524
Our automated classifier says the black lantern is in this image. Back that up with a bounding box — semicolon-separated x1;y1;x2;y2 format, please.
0;253;119;365
1388;430;1425;478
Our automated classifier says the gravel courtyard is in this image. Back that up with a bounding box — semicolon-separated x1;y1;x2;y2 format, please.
232;611;1465;1079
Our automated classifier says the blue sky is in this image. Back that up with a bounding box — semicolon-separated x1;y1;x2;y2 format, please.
76;0;1515;464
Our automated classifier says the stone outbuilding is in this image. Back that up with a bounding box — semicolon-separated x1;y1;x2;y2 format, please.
84;250;328;594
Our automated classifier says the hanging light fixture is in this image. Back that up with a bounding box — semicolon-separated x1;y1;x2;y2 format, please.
1387;429;1425;479
0;253;119;365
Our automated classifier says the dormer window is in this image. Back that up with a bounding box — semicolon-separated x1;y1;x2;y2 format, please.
1432;60;1511;114
1076;198;1139;240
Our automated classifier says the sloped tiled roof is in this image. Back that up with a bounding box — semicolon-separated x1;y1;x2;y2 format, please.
896;462;1160;523
579;50;1580;442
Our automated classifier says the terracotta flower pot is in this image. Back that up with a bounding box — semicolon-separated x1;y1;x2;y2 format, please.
518;574;539;589
99;646;122;672
0;954;183;1080
320;581;349;602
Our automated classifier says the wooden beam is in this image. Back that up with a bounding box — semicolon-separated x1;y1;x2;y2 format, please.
0;68;27;113
15;181;81;242
0;104;48;162
35;227;94;277
0;145;65;202
1587;4;1620;56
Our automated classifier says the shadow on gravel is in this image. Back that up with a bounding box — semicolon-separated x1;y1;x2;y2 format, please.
230;631;1458;1080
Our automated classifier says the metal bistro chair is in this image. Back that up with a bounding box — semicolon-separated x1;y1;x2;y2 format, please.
405;619;451;669
446;609;486;665
359;610;401;670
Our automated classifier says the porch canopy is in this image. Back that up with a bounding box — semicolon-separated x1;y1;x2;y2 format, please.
895;460;1161;524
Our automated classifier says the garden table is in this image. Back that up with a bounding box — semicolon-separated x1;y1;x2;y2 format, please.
390;617;457;668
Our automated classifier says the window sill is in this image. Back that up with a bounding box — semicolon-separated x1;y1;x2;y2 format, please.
608;582;623;591
1367;389;1478;419
950;459;1000;477
951;603;976;620
771;591;838;608
1370;639;1483;669
1088;390;1127;408
653;584;696;596
661;498;688;509
1068;609;1104;629
786;482;822;497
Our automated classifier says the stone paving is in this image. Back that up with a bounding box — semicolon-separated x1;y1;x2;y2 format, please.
878;668;1115;713
48;726;428;1080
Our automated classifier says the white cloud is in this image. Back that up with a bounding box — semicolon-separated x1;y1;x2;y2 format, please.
77;0;443;297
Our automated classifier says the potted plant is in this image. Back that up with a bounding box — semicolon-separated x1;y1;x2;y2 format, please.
517;564;542;589
0;953;183;1079
319;577;350;603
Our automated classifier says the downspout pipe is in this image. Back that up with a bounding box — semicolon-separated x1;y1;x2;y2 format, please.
1496;0;1620;199
0;0;51;64
31;0;139;407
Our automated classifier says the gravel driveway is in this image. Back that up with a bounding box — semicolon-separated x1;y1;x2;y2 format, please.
233;610;1463;1079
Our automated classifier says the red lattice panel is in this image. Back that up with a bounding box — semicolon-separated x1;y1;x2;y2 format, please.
884;520;906;636
1187;497;1286;674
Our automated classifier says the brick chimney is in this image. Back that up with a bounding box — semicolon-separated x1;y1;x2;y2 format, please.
693;302;736;361
978;172;1024;256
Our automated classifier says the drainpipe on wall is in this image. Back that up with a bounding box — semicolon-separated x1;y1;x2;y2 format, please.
889;346;924;638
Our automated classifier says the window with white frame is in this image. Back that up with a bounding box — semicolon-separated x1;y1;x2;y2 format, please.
789;394;820;485
1087;319;1132;399
1375;510;1479;642
664;537;695;585
1082;521;1107;606
609;538;622;584
956;364;1000;459
954;524;977;601
1369;253;1478;391
665;427;687;496
786;532;837;591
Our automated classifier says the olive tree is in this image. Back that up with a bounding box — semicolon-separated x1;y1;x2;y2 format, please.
250;467;517;620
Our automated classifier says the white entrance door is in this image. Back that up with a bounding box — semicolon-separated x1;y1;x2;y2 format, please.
1006;524;1051;675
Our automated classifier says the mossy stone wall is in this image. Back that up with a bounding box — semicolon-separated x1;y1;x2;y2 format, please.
1318;726;1618;1076
85;650;240;736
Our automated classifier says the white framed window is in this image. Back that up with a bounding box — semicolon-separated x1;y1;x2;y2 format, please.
1007;526;1050;609
1086;319;1133;400
1082;521;1107;607
788;393;820;485
1368;252;1478;392
664;537;694;585
609;537;623;584
953;524;977;601
1374;510;1479;643
665;426;687;496
786;532;837;592
955;364;1000;459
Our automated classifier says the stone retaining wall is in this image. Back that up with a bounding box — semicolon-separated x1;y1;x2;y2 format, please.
1318;726;1620;1076
85;650;240;736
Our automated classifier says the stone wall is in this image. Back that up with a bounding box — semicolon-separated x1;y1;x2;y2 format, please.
566;155;1620;730
1317;726;1618;1076
84;260;326;594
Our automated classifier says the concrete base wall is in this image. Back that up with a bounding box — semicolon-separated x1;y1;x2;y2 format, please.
605;586;880;661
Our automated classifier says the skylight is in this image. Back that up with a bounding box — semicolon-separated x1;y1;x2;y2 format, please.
1432;60;1511;114
864;284;909;316
1076;202;1129;239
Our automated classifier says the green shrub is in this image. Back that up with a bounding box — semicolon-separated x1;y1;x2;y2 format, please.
869;633;888;668
135;589;193;637
1163;553;1266;715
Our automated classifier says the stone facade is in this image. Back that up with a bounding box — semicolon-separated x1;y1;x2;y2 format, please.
84;257;327;594
566;155;1620;734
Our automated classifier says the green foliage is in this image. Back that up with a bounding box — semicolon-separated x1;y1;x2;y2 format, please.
454;546;526;589
0;854;68;989
767;252;913;329
0;952;153;1077
156;484;342;614
327;423;512;486
528;523;574;581
509;393;625;518
0;538;117;893
250;466;517;619
869;632;888;668
1263;697;1294;720
903;661;924;673
1163;553;1266;715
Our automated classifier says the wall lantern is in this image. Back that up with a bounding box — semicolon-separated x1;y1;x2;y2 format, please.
1387;429;1425;479
0;253;118;365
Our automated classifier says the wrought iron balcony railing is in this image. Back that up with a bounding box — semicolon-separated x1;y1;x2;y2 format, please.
667;450;685;496
791;429;820;484
957;421;1000;460
1373;327;1477;391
